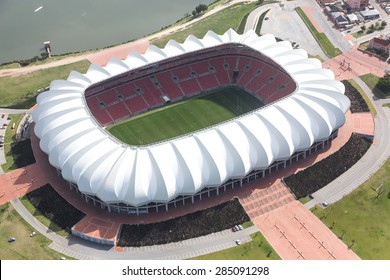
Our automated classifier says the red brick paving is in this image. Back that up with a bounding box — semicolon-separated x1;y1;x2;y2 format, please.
0;163;48;205
301;6;323;33
254;201;360;260
323;47;387;80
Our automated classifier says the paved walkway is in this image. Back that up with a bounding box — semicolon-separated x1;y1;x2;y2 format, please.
254;201;360;260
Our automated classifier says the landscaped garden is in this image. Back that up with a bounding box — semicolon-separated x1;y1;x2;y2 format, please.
284;134;372;199
22;184;86;236
118;198;250;247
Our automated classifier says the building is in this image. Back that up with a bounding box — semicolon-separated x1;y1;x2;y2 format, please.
369;36;390;54
319;0;338;5
345;0;369;10
346;13;360;23
360;8;381;19
32;29;350;215
330;11;350;27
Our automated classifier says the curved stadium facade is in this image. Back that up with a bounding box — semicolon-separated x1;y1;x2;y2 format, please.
32;29;350;215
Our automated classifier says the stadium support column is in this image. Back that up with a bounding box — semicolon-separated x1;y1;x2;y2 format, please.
240;178;243;187
191;196;195;204
165;204;169;212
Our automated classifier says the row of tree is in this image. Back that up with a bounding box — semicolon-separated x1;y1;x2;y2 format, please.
192;4;208;17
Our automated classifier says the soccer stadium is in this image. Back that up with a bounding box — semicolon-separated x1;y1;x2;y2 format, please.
32;29;350;215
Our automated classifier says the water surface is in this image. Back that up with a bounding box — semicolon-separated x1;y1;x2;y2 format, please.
0;0;214;63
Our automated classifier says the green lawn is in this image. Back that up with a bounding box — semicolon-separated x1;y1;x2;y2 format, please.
348;79;377;116
0;203;68;260
0;60;90;108
1;114;24;172
312;157;390;259
295;7;342;58
108;87;264;145
152;2;258;48
383;103;390;108
190;231;280;260
360;73;390;99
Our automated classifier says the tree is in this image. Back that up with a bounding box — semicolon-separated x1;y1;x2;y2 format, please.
361;25;366;31
376;74;390;94
195;4;208;15
382;20;388;27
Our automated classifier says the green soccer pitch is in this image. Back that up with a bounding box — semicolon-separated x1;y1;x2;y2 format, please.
107;86;264;145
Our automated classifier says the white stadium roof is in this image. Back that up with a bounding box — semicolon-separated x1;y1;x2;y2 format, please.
33;29;350;207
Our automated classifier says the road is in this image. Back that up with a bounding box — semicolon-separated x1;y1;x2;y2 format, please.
11;198;257;260
260;2;328;59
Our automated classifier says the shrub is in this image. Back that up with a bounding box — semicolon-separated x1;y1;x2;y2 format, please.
117;198;249;247
284;134;372;199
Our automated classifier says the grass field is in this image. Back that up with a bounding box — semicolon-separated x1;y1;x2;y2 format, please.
360;73;390;99
108;87;264;145
312;156;390;259
1;114;24;172
152;2;258;48
190;231;280;260
0;60;90;108
0;203;67;260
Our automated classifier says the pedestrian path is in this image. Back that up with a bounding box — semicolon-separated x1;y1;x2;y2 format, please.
305;78;390;209
254;201;360;260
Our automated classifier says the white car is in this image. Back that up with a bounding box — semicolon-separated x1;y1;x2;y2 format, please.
235;239;241;245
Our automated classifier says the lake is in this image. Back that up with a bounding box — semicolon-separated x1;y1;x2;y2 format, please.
0;0;214;64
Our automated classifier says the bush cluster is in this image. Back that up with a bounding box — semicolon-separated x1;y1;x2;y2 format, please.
284;134;372;199
342;80;369;113
26;184;85;233
117;198;249;247
10;139;36;168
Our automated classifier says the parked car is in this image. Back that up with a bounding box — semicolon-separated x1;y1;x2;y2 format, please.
322;201;329;208
8;237;16;242
237;225;243;231
30;232;36;237
235;239;241;245
232;226;237;232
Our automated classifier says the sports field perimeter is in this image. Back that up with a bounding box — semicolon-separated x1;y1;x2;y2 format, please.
108;87;264;145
